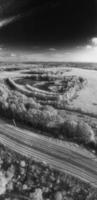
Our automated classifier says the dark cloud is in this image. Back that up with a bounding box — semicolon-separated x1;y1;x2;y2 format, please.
0;0;97;49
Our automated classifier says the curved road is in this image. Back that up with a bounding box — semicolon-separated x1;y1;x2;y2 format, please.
0;120;97;187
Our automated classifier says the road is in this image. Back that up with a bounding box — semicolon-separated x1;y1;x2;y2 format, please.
0;120;97;187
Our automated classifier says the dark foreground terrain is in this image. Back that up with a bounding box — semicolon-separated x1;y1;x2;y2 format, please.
0;144;97;200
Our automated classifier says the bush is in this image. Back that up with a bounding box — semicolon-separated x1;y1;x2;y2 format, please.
54;191;63;200
25;97;41;110
0;82;95;149
76;121;95;144
61;120;95;145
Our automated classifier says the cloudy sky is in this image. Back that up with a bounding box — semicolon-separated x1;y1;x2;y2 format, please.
0;0;97;62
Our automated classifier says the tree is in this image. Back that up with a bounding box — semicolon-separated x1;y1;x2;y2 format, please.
76;121;95;144
54;191;63;200
31;189;43;200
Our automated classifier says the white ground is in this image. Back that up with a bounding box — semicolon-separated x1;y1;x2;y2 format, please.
62;68;97;116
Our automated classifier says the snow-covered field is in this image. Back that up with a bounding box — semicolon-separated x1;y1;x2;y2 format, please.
60;67;97;116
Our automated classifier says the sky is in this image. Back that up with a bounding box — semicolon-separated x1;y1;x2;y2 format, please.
0;0;97;62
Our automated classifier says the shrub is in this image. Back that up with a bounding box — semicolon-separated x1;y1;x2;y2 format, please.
25;97;41;110
76;121;95;144
54;191;63;200
0;82;95;149
61;120;95;145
